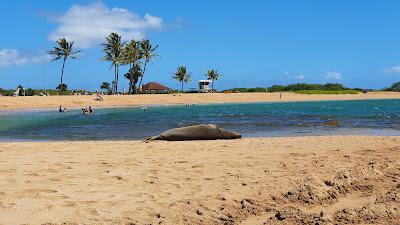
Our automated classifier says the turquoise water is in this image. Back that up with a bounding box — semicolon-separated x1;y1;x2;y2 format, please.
0;99;400;141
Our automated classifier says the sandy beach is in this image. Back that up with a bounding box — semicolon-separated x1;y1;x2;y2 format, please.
2;1;400;224
1;92;400;110
0;136;399;225
1;93;399;224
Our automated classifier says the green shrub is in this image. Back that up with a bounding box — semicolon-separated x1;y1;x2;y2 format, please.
227;87;267;93
322;83;346;90
293;90;360;94
267;85;286;92
387;81;400;92
223;83;360;94
0;89;14;96
26;88;35;96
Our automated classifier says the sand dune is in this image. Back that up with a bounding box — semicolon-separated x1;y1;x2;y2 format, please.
0;136;399;224
0;92;400;110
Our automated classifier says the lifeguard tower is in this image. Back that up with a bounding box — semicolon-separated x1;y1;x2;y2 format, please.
198;80;212;92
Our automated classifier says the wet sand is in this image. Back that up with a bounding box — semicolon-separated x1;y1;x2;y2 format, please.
0;136;399;224
1;92;400;110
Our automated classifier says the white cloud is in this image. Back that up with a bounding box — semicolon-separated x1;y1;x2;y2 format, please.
294;74;305;80
283;72;305;81
48;2;164;48
324;71;342;80
0;49;50;68
383;66;400;74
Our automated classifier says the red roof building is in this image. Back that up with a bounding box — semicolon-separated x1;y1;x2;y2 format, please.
142;82;170;92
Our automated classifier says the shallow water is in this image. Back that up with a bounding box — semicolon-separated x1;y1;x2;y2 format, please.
0;99;400;141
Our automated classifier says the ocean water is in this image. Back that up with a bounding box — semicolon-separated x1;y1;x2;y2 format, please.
0;99;400;141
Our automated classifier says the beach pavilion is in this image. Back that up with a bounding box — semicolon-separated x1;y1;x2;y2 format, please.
141;82;170;93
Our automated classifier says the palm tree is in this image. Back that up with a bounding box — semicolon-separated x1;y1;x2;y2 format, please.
122;40;142;94
138;39;158;89
122;40;141;69
172;66;191;92
205;69;222;91
102;33;124;94
17;84;24;96
48;38;80;92
56;83;67;91
124;63;142;94
100;82;111;94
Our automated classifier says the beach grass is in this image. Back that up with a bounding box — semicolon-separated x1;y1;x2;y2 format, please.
293;90;360;94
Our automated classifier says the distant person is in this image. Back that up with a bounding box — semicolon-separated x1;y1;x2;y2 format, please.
280;93;282;99
82;108;89;115
88;106;93;113
58;106;66;112
94;92;103;101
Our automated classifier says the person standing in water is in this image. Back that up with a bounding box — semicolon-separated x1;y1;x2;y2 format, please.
58;106;66;112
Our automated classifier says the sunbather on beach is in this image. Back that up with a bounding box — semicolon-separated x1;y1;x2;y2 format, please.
94;92;103;101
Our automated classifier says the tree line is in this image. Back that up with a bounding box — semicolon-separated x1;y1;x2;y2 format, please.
47;34;222;94
225;83;367;93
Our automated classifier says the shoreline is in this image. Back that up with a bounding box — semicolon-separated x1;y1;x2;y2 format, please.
0;92;400;110
0;136;398;224
1;134;398;143
1;128;400;143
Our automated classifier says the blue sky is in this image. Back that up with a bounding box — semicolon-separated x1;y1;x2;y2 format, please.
1;0;400;91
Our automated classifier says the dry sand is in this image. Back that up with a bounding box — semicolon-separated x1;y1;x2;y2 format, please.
0;136;399;224
1;92;400;110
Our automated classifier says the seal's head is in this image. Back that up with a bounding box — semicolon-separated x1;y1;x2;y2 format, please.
210;124;241;139
222;130;241;139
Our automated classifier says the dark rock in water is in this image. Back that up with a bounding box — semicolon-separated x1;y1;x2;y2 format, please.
324;121;341;127
147;124;241;141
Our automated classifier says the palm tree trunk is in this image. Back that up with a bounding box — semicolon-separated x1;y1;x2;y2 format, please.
116;64;119;94
60;58;66;93
128;81;132;94
138;61;147;92
113;65;117;94
211;79;214;92
181;81;183;92
129;63;133;95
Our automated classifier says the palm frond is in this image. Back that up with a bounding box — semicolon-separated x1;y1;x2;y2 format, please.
48;38;80;62
50;56;62;61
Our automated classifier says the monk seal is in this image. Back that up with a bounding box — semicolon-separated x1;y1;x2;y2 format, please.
147;124;241;141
